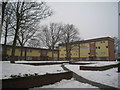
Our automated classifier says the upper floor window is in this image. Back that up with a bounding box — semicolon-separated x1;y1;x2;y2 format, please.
101;41;105;43
90;42;95;44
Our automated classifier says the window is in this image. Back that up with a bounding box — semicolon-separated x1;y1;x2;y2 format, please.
61;54;64;56
96;46;100;49
73;53;78;55
90;42;94;44
101;52;106;55
96;52;98;55
90;47;95;49
19;49;25;52
71;49;74;51
106;46;109;48
42;51;46;54
54;51;57;54
98;46;100;49
27;49;32;53
101;41;105;43
38;50;41;53
86;48;89;50
7;48;10;51
82;53;86;55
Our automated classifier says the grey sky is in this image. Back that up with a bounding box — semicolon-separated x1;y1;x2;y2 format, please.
41;2;118;40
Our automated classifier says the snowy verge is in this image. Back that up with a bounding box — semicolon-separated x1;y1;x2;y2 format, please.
65;64;120;88
1;61;66;79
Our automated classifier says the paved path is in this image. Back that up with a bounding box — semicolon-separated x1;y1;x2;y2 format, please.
61;64;120;90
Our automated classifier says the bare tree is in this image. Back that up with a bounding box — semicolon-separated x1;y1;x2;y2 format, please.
1;0;8;42
113;37;119;59
17;23;38;59
1;0;8;26
7;1;52;63
27;38;41;48
1;1;14;60
60;24;80;61
37;23;64;60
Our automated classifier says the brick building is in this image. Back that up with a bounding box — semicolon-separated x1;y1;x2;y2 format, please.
59;37;115;61
2;45;59;61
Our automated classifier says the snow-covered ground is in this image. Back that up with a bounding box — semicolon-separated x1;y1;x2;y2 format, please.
1;61;66;79
65;64;120;88
15;60;69;64
29;78;99;89
1;61;120;88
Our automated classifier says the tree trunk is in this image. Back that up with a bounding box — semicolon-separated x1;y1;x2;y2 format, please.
52;46;54;61
11;30;19;63
20;45;24;60
3;21;8;59
1;2;7;41
25;49;27;60
66;42;71;61
11;2;20;63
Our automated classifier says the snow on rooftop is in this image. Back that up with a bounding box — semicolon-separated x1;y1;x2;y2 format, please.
65;64;120;88
29;78;99;89
1;61;66;79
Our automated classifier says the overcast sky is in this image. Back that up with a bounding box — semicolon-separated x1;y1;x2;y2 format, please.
40;2;118;40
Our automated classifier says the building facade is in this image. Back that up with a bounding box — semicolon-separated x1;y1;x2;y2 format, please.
59;37;115;61
2;45;59;61
2;37;115;61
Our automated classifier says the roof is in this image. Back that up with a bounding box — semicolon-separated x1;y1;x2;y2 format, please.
59;37;114;46
2;44;58;51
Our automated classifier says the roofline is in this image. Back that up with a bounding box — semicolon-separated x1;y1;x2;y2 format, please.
59;37;114;46
1;44;58;51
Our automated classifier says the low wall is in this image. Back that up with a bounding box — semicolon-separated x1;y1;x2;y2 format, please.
2;71;73;89
69;62;93;65
80;63;120;71
17;62;69;66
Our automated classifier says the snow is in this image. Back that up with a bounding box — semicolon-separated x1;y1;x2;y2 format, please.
1;61;66;79
15;60;69;63
1;61;120;88
65;64;120;88
29;78;99;89
76;61;119;66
